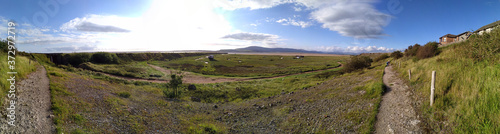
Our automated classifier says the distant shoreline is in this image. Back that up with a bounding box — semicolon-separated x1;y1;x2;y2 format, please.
228;52;348;56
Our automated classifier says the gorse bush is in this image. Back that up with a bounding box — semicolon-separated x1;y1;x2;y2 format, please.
456;28;500;62
65;53;92;66
374;53;389;62
390;51;403;59
343;55;372;73
404;44;420;57
416;42;439;59
91;52;120;64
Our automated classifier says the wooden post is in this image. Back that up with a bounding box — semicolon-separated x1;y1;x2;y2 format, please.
430;71;436;106
399;62;400;68
408;69;411;80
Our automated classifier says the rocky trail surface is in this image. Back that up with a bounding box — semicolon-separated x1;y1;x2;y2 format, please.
375;65;422;134
0;66;54;133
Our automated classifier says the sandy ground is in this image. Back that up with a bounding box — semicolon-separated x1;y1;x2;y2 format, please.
0;66;54;133
375;65;422;134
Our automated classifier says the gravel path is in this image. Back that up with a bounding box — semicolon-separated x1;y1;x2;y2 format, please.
375;65;422;134
0;66;54;133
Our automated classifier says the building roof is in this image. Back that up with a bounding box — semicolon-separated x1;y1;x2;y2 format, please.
457;31;471;36
474;20;500;33
439;34;457;39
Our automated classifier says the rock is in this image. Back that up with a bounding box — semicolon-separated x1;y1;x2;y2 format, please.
187;84;197;91
214;104;218;109
190;97;201;102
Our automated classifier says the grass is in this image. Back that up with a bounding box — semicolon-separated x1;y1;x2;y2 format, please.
183;67;345;103
0;53;39;106
392;28;500;133
80;61;168;80
150;54;347;77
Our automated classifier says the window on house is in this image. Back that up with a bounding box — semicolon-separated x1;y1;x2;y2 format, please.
444;38;446;42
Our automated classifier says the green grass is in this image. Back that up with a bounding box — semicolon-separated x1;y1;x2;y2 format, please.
81;61;167;80
150;54;347;77
392;28;500;133
183;67;345;103
0;53;39;106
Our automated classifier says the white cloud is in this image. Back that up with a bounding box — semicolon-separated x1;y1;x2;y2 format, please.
310;1;391;38
60;15;132;32
214;0;292;10
316;45;395;54
276;18;312;28
217;0;391;38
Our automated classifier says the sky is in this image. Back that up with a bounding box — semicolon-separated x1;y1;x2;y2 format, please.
1;0;500;54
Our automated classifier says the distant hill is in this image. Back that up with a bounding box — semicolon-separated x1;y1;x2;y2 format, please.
219;46;323;53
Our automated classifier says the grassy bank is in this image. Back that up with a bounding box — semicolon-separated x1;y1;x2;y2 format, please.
392;29;500;133
0;53;39;105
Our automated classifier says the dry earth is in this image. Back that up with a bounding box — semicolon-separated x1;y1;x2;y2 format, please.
375;65;422;134
0;66;54;134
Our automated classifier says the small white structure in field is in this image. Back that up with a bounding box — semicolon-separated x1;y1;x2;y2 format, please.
238;60;242;63
280;57;284;59
204;61;209;64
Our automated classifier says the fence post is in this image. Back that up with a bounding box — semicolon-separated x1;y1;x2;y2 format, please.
399;62;400;68
408;69;411;80
430;71;436;106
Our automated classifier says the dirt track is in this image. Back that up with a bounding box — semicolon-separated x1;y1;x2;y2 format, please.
0;66;54;133
375;65;421;133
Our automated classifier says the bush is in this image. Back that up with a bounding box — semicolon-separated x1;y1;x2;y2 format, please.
343;55;373;73
90;52;120;64
457;28;500;62
404;44;421;57
390;51;403;59
164;72;183;98
118;92;131;98
416;41;439;59
374;54;389;62
65;53;92;66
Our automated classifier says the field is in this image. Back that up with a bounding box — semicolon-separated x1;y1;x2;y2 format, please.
149;54;347;77
31;53;387;133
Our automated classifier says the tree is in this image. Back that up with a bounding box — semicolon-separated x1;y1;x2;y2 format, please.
404;44;421;57
343;55;373;73
416;41;439;59
390;51;403;59
164;71;183;98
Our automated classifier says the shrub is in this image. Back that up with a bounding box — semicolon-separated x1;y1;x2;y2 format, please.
164;72;183;98
404;44;421;57
374;54;389;62
343;55;373;73
65;53;92;66
118;92;131;98
416;41;439;59
457;28;500;62
390;51;403;59
90;52;120;64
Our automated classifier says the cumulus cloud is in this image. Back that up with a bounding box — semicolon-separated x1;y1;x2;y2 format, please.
216;0;391;38
222;32;279;42
60;16;130;32
45;44;97;52
316;45;396;54
221;32;280;47
215;0;292;10
310;1;391;38
276;17;312;28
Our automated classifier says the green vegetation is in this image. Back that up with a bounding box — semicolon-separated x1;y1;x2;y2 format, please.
416;41;439;59
390;51;403;59
374;53;389;62
164;72;184;98
0;50;39;106
393;28;500;133
343;55;373;73
90;52;120;64
150;54;347;77
80;61;167;80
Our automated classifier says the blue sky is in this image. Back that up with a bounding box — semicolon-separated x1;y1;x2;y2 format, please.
1;0;499;53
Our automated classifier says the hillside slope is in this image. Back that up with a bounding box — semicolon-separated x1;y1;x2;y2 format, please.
392;28;500;133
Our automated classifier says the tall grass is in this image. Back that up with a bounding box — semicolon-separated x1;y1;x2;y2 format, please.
393;28;500;133
0;53;39;105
